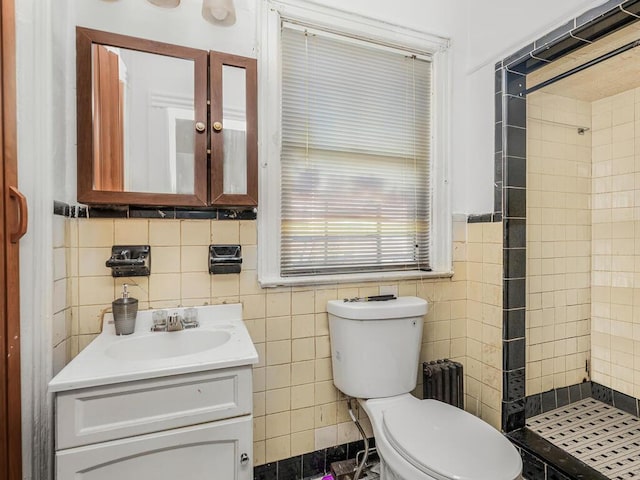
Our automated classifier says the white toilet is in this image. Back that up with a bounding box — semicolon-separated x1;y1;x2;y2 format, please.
327;296;523;480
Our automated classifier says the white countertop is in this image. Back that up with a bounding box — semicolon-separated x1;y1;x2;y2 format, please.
49;303;258;393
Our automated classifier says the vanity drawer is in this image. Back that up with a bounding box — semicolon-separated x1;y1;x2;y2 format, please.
56;366;252;449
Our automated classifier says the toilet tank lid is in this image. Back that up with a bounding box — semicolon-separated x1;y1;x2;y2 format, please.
327;296;428;320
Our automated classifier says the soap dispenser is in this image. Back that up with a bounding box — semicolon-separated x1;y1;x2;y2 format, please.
112;284;138;335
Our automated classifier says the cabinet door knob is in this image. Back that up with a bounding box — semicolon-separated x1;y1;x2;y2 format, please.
240;453;249;465
195;121;206;133
212;121;223;132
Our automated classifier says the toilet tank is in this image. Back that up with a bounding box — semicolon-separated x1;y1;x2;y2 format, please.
327;296;428;399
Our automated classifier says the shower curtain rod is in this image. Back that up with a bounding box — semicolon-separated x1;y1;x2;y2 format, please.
526;38;640;95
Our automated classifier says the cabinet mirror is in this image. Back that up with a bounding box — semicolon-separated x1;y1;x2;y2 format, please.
77;27;208;206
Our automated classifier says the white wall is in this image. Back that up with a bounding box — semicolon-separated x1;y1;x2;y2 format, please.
17;1;65;478
68;0;612;214
460;0;608;214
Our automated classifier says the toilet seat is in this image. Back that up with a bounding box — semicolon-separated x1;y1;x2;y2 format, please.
381;399;522;480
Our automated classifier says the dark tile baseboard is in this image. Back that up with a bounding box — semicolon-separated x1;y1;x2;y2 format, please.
254;438;375;480
591;381;640;417
526;381;640;420
525;382;592;418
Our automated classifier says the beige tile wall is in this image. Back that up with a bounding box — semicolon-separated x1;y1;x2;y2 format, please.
57;215;476;464
590;88;640;397
52;215;74;374
525;91;592;396
465;221;503;429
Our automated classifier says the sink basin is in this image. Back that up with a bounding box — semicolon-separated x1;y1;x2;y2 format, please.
48;303;258;393
105;329;231;361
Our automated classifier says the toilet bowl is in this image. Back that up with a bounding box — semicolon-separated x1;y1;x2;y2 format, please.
359;394;522;480
327;297;522;480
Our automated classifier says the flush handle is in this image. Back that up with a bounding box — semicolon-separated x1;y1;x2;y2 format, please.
240;453;249;465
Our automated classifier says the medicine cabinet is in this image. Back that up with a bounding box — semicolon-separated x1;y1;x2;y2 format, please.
76;27;258;207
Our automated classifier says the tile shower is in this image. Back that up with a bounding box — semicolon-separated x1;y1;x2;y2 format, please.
497;0;640;478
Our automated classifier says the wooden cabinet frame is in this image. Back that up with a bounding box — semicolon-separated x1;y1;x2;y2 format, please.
76;28;259;208
209;52;258;207
76;27;209;207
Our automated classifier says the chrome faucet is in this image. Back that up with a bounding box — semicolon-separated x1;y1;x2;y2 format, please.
151;309;199;332
167;314;183;332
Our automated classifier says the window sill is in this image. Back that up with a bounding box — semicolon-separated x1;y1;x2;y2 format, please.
258;269;454;288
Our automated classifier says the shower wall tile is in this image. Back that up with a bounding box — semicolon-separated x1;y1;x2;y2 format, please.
466;221;503;429
525;91;592;397
590;87;640;399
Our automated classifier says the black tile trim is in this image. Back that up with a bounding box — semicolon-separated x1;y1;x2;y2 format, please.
254;462;277;480
503;308;525;340
504;248;526;280
589;381;640;416
50;202;257;220
503;337;525;371
76;206;88;218
526;381;591;418
503;278;525;310
533;20;575;49
613;388;639;416
53;201;88;218
53;200;73;217
504;368;525;402
254;438;375;480
503;42;535;68
508;428;610;480
525;382;640;421
504;1;633;76
466;213;502;223
86;206;129;218
502;401;526;432
591;381;614;405
526;393;542;418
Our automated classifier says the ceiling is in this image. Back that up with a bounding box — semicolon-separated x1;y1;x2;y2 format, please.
527;21;640;102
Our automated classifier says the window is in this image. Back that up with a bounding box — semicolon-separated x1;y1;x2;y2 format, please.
259;0;451;286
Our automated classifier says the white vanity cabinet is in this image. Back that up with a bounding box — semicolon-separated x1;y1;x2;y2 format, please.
54;366;254;480
49;304;259;480
57;416;252;480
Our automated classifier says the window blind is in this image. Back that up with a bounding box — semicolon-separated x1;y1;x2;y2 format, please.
280;24;432;276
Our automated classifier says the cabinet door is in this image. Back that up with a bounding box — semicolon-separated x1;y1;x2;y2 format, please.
209;52;258;206
76;27;209;207
56;416;252;480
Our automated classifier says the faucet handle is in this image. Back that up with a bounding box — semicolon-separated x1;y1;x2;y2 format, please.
182;307;199;328
151;310;168;331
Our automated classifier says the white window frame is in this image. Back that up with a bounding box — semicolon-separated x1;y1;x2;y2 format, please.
257;0;452;287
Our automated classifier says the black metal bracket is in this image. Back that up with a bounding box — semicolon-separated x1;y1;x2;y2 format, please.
106;245;151;277
209;245;242;274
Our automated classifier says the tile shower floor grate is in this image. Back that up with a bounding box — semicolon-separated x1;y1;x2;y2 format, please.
527;399;640;479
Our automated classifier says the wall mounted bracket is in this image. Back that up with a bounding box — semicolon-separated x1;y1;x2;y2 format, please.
106;245;151;277
209;244;241;274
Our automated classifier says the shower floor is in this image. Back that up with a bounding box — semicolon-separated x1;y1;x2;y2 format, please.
527;398;640;479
